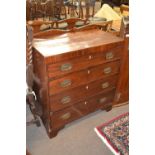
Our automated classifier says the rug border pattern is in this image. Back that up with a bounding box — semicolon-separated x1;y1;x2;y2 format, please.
94;112;129;155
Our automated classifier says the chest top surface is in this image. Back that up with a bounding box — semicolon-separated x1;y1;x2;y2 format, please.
33;29;123;57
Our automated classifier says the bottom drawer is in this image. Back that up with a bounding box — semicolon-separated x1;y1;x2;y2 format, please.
50;89;115;128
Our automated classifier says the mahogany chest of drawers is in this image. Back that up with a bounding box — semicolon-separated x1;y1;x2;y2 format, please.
32;29;124;138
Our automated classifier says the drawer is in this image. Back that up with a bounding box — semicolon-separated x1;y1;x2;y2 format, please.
47;46;122;78
50;90;115;128
88;60;120;82
50;75;118;111
48;60;120;95
49;70;87;95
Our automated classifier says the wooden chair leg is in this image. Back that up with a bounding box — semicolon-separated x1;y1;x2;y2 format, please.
79;7;83;18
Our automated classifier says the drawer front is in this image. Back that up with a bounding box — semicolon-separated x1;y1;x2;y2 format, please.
88;60;120;82
50;90;115;128
47;46;122;78
49;61;120;95
50;75;118;111
49;70;88;95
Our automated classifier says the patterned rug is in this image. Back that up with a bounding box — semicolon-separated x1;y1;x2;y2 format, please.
94;112;129;155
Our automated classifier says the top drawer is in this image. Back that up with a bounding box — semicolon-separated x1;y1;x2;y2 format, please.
47;46;122;78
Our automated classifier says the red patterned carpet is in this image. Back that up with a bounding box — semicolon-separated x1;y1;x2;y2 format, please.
94;112;129;155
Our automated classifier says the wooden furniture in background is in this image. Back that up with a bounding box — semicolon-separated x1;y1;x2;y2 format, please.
26;24;42;127
34;28;69;38
26;0;32;21
120;4;129;14
27;20;54;33
53;0;67;19
100;20;113;32
26;24;33;66
114;36;128;105
74;24;101;31
65;0;80;17
44;0;53;20
119;16;129;38
114;17;129;105
64;0;95;19
101;0;129;8
32;28;125;138
54;18;89;29
31;1;46;20
80;0;96;19
33;24;103;38
89;18;113;32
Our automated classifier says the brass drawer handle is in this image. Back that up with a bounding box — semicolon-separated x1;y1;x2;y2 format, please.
106;52;114;60
60;112;71;120
103;67;112;74
101;82;109;89
61;96;71;104
60;63;72;71
99;97;107;103
60;79;71;87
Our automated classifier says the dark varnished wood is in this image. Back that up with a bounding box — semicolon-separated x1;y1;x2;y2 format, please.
53;0;67;19
33;24;102;38
33;29;124;58
114;36;129;104
47;45;122;78
89;20;113;32
54;18;89;30
27;20;54;34
48;61;120;95
48;126;65;138
26;0;31;21
32;28;125;138
44;42;123;65
50;75;118;111
50;89;115;129
114;17;129;105
32;50;51;134
119;17;129;39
